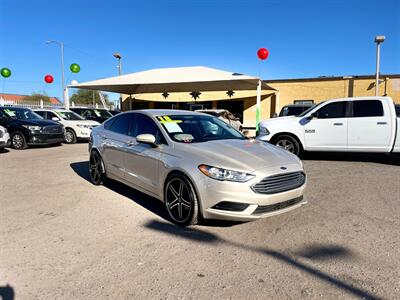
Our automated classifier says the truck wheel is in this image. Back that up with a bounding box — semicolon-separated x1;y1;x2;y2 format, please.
274;135;302;156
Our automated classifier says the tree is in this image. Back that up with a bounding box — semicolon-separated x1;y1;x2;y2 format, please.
70;89;112;106
22;93;51;102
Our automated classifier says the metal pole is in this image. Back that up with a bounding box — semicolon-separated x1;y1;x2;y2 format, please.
375;42;380;96
118;58;122;110
256;79;262;135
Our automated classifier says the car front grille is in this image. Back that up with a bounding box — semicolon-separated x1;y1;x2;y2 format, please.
251;171;306;194
252;196;303;215
43;125;63;134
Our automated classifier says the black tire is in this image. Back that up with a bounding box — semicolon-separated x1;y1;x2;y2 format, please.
89;150;106;185
11;132;27;150
273;134;302;156
64;128;77;144
164;173;199;226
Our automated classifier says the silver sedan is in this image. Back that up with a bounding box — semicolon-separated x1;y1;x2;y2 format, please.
89;110;306;226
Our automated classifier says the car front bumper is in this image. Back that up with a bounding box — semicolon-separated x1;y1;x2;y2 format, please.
195;163;307;221
75;127;92;140
28;133;65;145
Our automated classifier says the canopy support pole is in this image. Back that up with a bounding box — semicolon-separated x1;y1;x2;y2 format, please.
255;79;262;134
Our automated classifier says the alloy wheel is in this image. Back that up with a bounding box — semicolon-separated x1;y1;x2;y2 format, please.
165;178;193;223
89;152;103;184
276;139;295;153
12;134;24;149
65;131;74;143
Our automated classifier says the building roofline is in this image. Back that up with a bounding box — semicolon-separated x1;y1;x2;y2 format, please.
264;74;400;83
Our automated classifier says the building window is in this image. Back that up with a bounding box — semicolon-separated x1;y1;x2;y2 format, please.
294;99;314;104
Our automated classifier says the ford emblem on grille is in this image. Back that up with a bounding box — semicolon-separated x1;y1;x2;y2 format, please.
280;166;287;170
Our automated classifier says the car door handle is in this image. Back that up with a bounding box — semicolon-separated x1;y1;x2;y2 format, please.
126;141;135;146
377;122;387;125
333;123;343;126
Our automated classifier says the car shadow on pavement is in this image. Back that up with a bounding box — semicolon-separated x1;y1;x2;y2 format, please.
144;219;380;300
302;151;400;166
70;161;170;221
70;161;245;228
0;284;15;300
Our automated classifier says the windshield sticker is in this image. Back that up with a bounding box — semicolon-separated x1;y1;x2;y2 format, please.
94;110;101;117
157;116;182;124
4;109;16;117
173;133;194;143
164;122;183;133
58;112;66;118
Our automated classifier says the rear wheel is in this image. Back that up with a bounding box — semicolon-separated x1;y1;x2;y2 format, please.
89;150;106;185
164;174;199;226
64;129;77;144
11;132;27;150
274;135;302;156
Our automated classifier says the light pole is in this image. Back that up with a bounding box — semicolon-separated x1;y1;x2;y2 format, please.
113;52;122;110
374;35;385;96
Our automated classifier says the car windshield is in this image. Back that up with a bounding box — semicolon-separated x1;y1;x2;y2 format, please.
57;110;84;120
1;107;43;120
280;106;313;117
298;102;325;117
157;114;245;143
94;109;113;118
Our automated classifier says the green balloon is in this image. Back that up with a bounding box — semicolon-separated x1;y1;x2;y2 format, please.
1;67;11;78
70;63;80;73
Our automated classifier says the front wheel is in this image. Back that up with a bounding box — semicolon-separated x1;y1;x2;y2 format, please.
89;151;106;185
164;174;199;226
274;135;302;156
64;129;77;144
11;132;27;150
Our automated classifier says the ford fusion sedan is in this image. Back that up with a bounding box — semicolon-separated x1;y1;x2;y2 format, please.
0;125;10;151
89;110;306;226
34;108;100;144
0;107;65;150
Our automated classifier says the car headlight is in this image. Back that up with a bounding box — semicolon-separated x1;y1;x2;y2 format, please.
22;125;42;131
77;124;91;128
198;164;255;182
258;126;270;135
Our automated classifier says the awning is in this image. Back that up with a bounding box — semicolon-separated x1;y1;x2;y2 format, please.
69;66;276;94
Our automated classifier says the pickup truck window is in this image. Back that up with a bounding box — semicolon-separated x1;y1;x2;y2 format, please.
316;101;347;119
353;100;384;117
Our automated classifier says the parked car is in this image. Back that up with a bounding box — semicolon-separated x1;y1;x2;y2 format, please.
70;107;112;123
278;103;314;117
89;110;306;226
0;125;10;151
258;97;400;156
108;110;121;116
0;107;65;150
395;104;400;117
196;109;242;131
34;109;100;144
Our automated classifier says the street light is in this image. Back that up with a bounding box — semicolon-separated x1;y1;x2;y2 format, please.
113;52;122;110
46;40;69;109
374;35;385;96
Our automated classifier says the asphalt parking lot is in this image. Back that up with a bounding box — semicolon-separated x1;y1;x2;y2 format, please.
1;144;399;299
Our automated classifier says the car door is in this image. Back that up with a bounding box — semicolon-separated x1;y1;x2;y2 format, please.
304;101;349;151
101;113;132;180
347;99;392;152
124;114;164;196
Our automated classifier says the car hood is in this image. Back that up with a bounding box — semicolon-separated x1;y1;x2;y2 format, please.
64;119;100;126
12;119;60;127
259;116;299;127
176;139;301;172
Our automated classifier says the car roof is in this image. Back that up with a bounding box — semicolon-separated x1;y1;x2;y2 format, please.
197;109;226;113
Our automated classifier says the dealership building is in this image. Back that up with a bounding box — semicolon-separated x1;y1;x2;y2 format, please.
72;67;400;131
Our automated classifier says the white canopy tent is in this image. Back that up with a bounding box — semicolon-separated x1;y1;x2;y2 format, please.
68;66;275;94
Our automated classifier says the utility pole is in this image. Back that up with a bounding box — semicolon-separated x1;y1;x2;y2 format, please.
374;36;385;96
113;52;122;110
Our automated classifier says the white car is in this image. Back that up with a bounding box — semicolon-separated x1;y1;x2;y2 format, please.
0;125;10;151
34;109;100;144
258;97;400;156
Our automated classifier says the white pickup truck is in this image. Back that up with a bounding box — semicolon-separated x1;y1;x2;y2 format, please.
258;97;400;156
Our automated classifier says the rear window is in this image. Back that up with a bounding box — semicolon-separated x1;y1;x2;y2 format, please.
353;100;384;117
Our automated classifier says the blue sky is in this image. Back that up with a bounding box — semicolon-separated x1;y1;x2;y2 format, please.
1;0;399;103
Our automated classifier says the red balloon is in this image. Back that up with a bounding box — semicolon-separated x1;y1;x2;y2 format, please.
257;48;269;60
44;74;54;84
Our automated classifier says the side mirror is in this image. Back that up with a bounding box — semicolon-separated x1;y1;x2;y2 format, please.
308;112;319;120
136;134;157;147
52;117;60;121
